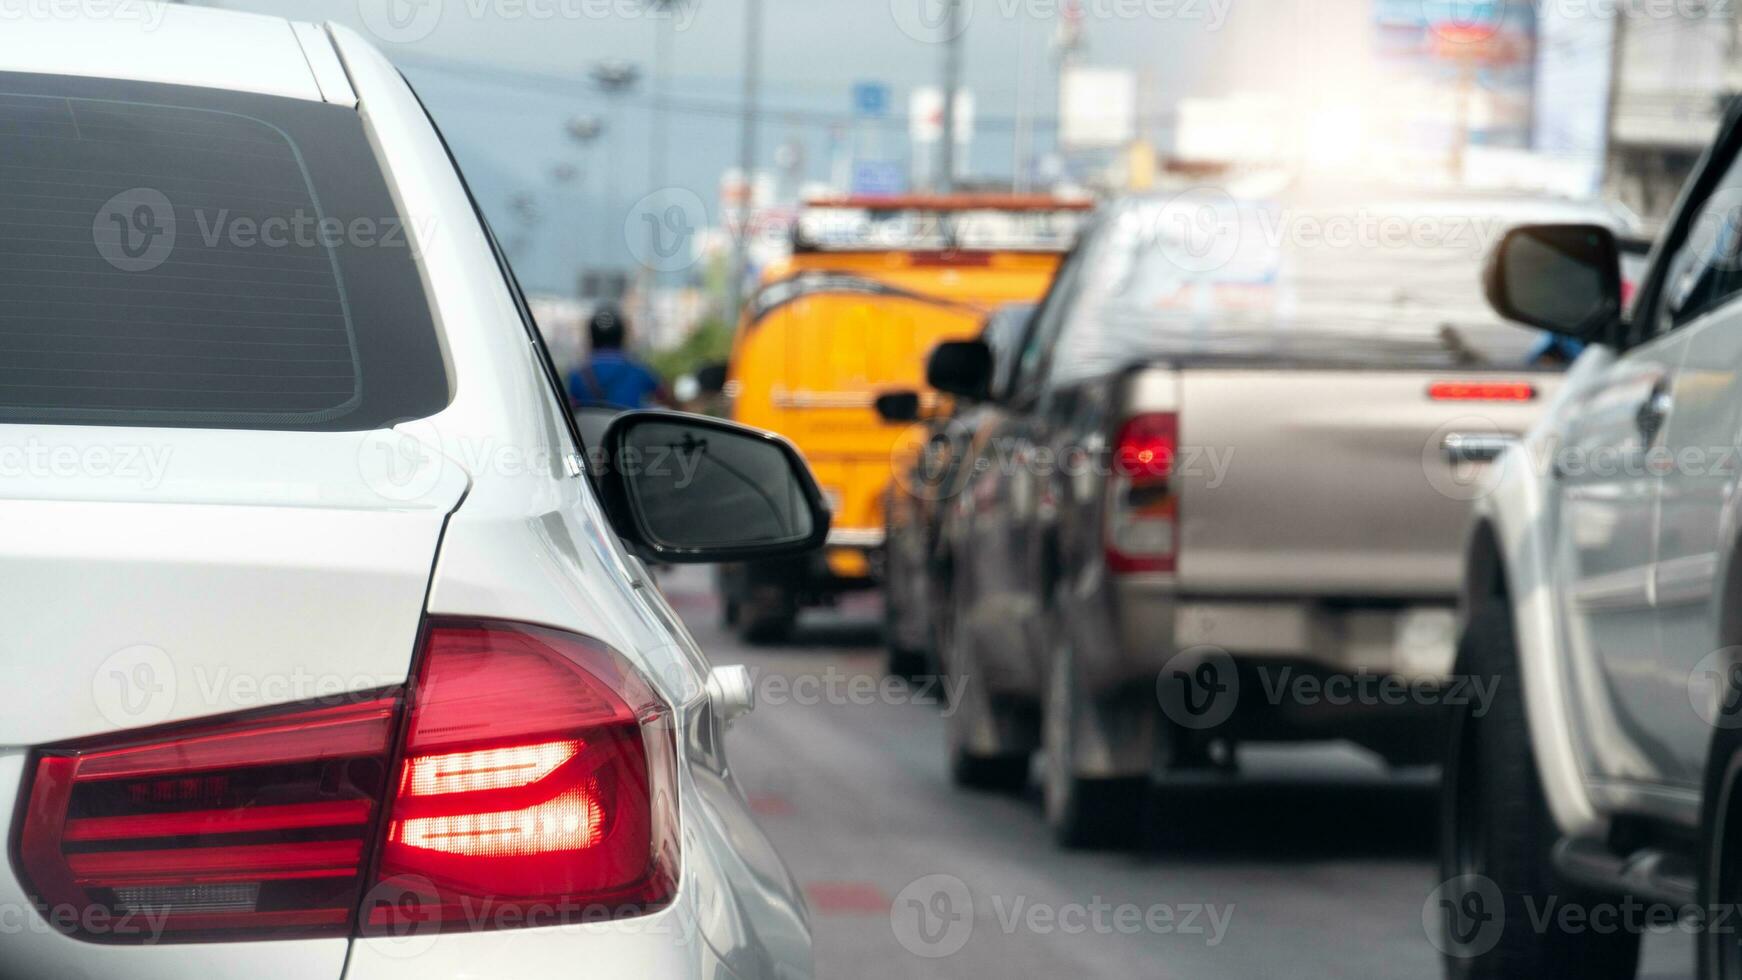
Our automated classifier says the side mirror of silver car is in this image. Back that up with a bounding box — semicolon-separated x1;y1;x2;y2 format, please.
591;411;831;564
1484;223;1623;342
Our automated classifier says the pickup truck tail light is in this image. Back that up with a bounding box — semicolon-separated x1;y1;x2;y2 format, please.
16;620;678;944
1106;412;1179;574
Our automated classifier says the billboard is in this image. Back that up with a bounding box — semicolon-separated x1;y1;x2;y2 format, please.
1371;0;1538;156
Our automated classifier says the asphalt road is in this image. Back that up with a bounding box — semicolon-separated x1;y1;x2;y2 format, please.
658;568;1696;979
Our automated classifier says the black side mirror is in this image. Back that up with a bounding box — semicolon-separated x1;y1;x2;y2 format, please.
927;340;994;401
694;362;729;395
1484;224;1622;340
874;390;922;423
594;411;830;564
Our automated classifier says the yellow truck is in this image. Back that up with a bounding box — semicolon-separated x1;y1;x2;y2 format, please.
719;195;1089;642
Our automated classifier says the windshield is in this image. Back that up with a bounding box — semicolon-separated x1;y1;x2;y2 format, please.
0;72;449;430
1054;193;1603;381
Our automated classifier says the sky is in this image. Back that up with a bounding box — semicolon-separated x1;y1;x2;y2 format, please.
197;0;1252;293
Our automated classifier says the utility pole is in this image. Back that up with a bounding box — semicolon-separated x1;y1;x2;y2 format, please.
938;0;964;192
588;61;640;315
726;0;763;328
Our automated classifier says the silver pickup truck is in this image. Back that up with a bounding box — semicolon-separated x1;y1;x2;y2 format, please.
923;188;1634;849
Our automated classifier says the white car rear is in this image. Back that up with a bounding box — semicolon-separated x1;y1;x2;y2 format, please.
0;7;818;979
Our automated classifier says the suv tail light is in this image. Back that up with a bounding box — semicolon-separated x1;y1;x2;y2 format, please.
1106;412;1179;575
16;620;678;944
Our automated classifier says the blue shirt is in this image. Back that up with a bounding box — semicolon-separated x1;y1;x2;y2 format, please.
568;350;661;409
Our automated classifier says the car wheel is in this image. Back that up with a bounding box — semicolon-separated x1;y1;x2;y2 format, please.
884;592;932;680
1440;601;1641;979
1698;715;1742;978
941;578;1028;793
737;585;796;645
1042;606;1147;850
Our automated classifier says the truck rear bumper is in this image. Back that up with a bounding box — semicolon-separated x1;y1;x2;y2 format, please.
1094;582;1458;759
1169;598;1459;682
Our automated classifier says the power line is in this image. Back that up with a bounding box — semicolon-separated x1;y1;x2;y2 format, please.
395;51;1179;131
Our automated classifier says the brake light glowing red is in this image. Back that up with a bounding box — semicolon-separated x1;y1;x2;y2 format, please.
1428;381;1537;402
16;619;679;944
1107;413;1180;575
366;621;678;932
1114;413;1178;485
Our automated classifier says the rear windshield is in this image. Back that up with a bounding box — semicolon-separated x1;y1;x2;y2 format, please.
0;72;449;429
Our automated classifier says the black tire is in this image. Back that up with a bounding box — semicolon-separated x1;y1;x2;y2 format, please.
1043;627;1147;850
737;585;797;645
1698;723;1742;979
883;594;933;680
939;569;1028;794
948;747;1030;793
887;645;931;682
738;607;795;645
1440;602;1641;979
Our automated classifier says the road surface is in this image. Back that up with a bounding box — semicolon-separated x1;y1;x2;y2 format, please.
659;568;1694;979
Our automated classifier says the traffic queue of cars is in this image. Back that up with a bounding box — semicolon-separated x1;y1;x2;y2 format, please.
838;104;1742;977
718;196;1089;643
868;188;1632;849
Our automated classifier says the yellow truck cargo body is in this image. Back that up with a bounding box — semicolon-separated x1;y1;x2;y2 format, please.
730;250;1064;580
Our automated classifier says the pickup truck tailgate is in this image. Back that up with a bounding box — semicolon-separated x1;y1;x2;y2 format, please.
1175;368;1549;597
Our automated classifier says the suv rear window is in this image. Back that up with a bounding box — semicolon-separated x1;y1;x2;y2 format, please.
0;72;449;429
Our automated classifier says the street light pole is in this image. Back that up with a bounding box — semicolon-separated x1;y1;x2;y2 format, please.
563;115;604;296
726;0;763;328
938;0;963;192
589;61;642;294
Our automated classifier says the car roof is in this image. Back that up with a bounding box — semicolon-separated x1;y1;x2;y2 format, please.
0;2;338;103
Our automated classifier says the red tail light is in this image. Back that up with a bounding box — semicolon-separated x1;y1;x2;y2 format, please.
15;620;679;944
366;621;678;932
16;696;397;943
1106;413;1179;575
1428;381;1536;402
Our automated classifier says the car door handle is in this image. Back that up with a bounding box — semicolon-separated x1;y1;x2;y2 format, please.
1637;388;1673;444
1442;432;1518;464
